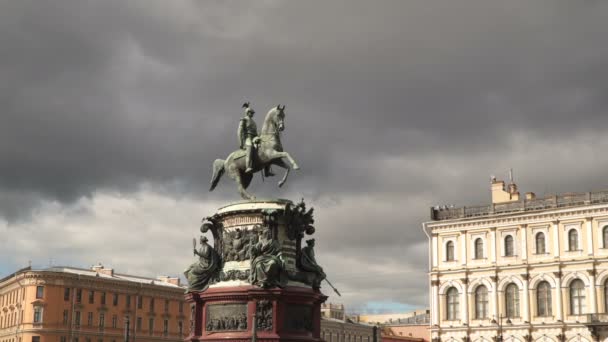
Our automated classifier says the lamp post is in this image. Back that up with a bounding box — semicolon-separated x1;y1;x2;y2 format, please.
491;315;512;342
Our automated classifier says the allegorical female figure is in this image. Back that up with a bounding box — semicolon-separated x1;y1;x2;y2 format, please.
299;238;326;289
184;236;220;291
249;225;285;288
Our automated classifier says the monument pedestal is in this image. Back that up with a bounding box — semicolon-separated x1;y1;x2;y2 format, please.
184;200;327;342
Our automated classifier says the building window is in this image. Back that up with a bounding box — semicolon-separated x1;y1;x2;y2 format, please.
537;281;552;316
32;337;40;342
570;279;586;315
475;285;489;319
137;296;143;309
474;238;484;259
604;280;608;313
536;232;546;254
446;287;459;320
603;226;608;248
136;317;142;332
164;319;169;336
446;241;455;261
505;283;519;318
101;292;106;305
178;321;183;336
87;312;93;327
569;229;579;251
179;301;183;313
75;311;81;327
89;290;95;304
99;313;105;329
112;315;117;328
150;298;155;312
113;293;119;306
61;337;67;342
76;289;82;303
33;306;43;323
504;235;514;256
149;318;154;336
126;295;131;308
64;288;71;301
165;299;170;312
35;286;44;299
63;310;69;324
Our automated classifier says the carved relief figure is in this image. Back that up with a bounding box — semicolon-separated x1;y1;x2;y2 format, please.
249;225;285;288
256;300;273;331
184;236;220;291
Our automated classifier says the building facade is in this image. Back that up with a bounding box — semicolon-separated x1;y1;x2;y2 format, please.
0;264;187;342
320;303;380;342
424;179;608;342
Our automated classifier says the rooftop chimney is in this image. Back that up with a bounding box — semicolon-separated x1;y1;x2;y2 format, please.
491;177;520;204
91;263;114;276
157;276;180;286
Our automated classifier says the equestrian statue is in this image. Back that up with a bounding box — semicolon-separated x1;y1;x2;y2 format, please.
209;103;300;200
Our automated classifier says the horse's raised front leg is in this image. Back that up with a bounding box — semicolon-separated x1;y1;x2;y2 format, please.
272;158;290;188
267;150;299;170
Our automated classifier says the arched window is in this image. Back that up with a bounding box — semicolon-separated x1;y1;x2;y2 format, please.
569;229;579;251
536;232;546;254
604;280;608;314
446;287;459;320
475;238;484;259
446;241;455;261
505;283;519;318
603;226;608;248
475;285;489;319
504;235;514;257
570;279;586;315
537;281;552;316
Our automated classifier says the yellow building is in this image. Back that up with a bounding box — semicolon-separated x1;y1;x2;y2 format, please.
424;178;608;342
0;264;187;342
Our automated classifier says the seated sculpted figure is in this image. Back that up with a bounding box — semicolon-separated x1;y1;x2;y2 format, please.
184;236;220;291
299;239;326;289
249;225;285;288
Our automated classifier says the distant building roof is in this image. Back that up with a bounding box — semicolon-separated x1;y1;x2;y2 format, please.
1;264;184;289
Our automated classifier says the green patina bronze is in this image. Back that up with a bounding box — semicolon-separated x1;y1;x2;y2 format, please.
209;104;300;200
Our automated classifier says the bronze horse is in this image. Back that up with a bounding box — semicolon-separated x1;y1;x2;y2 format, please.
209;105;300;200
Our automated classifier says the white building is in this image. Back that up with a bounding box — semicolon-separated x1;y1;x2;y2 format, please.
423;178;608;342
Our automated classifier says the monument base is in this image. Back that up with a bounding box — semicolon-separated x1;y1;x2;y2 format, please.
185;285;327;342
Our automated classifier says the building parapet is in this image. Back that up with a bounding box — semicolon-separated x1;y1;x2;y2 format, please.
430;190;608;221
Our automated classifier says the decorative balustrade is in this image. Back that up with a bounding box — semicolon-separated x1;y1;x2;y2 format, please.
431;190;608;221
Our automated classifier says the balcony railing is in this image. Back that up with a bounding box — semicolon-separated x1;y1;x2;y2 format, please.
430;190;608;221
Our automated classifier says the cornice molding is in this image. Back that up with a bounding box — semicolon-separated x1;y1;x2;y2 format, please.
428;205;608;232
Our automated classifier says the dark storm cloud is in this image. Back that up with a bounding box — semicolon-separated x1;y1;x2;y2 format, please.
2;0;608;311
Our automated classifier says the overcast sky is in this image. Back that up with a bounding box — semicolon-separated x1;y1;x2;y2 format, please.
1;0;608;314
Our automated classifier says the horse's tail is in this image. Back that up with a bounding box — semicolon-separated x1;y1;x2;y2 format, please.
209;159;225;191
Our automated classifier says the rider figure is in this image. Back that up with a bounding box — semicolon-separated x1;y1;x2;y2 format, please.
239;102;258;173
239;102;274;176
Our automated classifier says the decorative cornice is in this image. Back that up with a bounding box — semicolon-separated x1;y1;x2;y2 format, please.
428;205;608;232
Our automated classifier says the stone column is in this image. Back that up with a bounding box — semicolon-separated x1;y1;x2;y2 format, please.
522;274;530;322
521;225;528;261
461;278;469;325
554;271;563;321
586;217;594;256
589;269;598;314
432;235;439;268
553;220;560;258
461;231;468;266
431;280;440;326
490;230;497;264
492;276;499;319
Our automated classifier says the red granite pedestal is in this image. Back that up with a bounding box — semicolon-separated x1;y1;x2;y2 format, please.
185;285;327;342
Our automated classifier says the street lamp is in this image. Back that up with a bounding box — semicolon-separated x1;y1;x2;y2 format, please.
491;315;512;342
